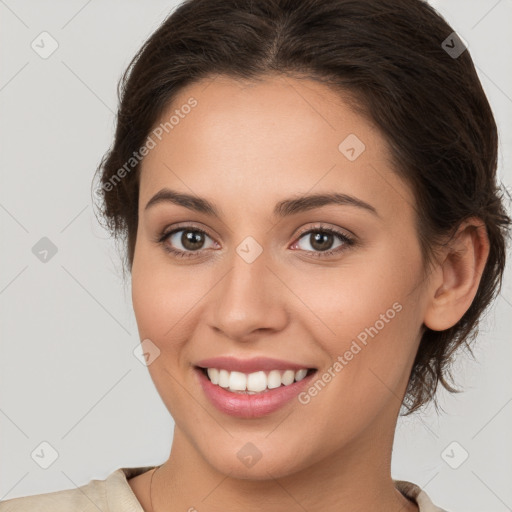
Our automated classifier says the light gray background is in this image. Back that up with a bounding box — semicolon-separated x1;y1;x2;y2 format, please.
0;1;511;510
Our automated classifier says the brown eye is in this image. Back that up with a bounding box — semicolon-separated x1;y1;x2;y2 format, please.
179;230;207;251
159;227;216;258
292;226;355;258
305;231;336;251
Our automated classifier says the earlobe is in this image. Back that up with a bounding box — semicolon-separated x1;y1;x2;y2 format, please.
423;218;490;332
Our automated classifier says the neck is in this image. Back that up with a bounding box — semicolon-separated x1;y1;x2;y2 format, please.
151;421;418;512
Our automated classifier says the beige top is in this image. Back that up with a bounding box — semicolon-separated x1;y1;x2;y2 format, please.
0;466;449;511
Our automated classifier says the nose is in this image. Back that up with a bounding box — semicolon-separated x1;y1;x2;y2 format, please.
207;250;289;342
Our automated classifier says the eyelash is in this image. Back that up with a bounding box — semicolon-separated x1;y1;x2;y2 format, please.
155;223;356;260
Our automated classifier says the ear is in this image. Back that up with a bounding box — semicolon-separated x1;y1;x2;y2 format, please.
423;218;490;332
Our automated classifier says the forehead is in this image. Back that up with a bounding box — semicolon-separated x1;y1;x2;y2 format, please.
138;74;415;221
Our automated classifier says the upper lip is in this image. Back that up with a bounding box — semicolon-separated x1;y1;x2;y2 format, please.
194;356;316;374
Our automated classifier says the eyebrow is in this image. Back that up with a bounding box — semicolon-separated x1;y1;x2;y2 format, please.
144;187;379;218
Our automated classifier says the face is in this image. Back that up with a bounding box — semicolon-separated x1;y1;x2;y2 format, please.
131;74;429;480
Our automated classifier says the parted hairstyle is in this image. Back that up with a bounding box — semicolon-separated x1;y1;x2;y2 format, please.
93;0;511;415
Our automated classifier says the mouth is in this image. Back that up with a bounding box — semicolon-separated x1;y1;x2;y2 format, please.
193;357;318;418
196;366;317;394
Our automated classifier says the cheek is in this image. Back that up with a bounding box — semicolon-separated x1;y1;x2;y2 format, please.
131;246;215;375
288;246;416;337
285;244;422;387
131;242;193;339
131;249;199;416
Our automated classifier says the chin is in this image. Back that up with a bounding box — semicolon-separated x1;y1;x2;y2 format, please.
198;437;312;481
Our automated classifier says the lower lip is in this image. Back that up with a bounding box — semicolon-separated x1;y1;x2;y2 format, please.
195;367;316;419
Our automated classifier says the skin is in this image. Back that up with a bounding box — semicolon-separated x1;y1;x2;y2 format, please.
127;74;489;512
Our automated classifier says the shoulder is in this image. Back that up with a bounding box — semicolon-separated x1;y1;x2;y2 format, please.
0;478;106;512
0;466;155;512
394;479;451;512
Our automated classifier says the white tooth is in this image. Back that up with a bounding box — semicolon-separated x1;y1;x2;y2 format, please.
218;369;230;388
229;371;247;391
295;369;307;382
246;371;267;392
207;368;219;385
281;369;295;386
267;370;282;389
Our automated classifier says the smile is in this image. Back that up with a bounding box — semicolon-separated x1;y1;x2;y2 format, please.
193;356;318;418
201;367;314;394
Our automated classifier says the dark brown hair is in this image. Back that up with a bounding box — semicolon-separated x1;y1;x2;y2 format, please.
93;0;511;415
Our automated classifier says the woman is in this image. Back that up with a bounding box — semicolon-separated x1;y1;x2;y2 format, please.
1;0;509;510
